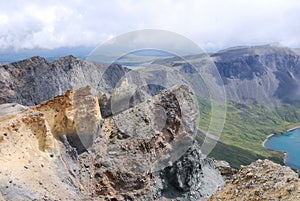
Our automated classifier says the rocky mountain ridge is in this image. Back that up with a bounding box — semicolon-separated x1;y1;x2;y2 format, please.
0;85;225;200
2;44;300;107
152;44;300;104
212;44;300;103
0;55;148;106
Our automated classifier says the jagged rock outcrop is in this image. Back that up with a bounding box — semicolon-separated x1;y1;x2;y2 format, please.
161;143;225;200
0;84;224;201
0;56;148;106
32;85;101;153
78;85;224;200
209;159;300;201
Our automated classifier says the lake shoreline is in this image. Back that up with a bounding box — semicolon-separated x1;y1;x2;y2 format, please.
263;134;288;166
262;133;275;147
262;124;300;147
287;125;300;132
262;125;300;173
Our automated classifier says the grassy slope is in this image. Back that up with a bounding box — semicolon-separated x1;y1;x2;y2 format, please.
197;98;300;169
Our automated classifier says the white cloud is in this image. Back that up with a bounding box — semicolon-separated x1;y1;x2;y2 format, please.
0;0;300;51
0;13;8;24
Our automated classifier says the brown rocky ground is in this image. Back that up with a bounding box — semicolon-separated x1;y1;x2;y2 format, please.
214;160;238;182
209;159;300;201
0;85;100;200
0;103;81;200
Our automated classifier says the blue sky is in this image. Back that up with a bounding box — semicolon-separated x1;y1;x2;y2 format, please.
0;0;300;51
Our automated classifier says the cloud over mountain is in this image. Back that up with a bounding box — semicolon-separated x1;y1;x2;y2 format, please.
0;0;300;51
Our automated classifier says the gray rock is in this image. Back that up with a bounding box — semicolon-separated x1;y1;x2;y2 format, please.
161;142;225;200
212;44;300;104
153;44;300;104
79;85;224;200
0;56;149;107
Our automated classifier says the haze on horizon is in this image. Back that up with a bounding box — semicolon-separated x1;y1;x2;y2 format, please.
0;0;300;52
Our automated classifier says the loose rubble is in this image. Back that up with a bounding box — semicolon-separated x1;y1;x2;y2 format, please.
209;159;300;201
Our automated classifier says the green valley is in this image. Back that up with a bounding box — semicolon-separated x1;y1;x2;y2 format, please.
197;98;300;169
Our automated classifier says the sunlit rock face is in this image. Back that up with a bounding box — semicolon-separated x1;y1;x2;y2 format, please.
32;86;101;153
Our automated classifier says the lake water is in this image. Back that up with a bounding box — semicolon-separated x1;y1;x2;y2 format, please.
264;128;300;173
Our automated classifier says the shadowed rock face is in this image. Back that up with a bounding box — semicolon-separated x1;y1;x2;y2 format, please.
212;45;300;103
161;143;225;200
0;85;224;201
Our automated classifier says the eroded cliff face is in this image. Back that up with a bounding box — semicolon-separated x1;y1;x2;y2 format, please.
31;85;101;153
209;159;300;201
0;85;224;201
0;86;103;200
0;103;81;200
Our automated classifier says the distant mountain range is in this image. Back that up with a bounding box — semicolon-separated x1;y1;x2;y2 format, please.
152;44;300;104
2;44;300;105
0;46;94;62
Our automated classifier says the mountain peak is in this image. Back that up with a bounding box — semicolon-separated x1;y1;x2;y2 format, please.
54;55;77;61
14;55;48;65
